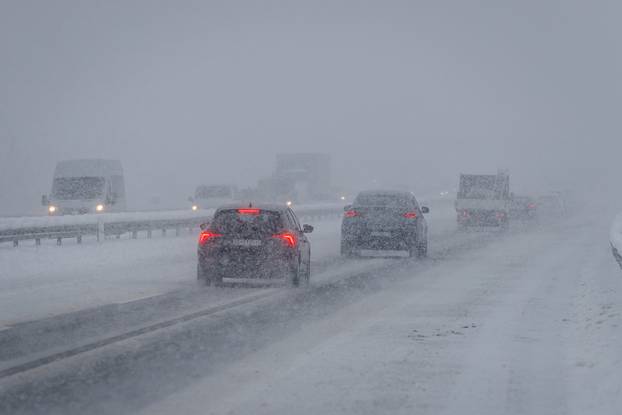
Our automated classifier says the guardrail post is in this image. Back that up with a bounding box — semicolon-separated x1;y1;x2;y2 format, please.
77;235;82;244
35;238;41;246
147;229;152;239
13;239;18;247
132;230;137;239
97;220;104;243
56;237;62;246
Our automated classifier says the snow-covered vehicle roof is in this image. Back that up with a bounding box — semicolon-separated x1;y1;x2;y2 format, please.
54;159;124;178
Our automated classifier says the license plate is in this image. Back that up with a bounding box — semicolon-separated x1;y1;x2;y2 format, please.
371;231;391;237
230;239;262;247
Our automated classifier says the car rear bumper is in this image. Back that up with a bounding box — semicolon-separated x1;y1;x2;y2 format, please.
457;210;507;226
198;250;296;279
342;228;417;250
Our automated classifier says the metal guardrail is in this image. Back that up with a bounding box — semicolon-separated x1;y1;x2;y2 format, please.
0;206;343;247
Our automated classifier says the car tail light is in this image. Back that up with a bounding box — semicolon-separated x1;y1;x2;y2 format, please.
344;210;360;218
238;208;261;215
496;211;506;219
273;232;297;248
199;231;223;246
403;212;418;219
527;203;536;209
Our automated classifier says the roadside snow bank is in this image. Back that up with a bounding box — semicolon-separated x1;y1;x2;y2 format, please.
610;213;622;268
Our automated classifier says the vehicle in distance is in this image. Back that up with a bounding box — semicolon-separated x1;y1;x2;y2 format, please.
509;195;537;220
341;190;429;257
42;159;126;215
197;204;313;286
189;185;238;211
455;171;510;227
537;193;566;218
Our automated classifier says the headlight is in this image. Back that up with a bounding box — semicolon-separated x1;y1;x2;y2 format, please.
340;195;346;201
48;205;57;213
286;200;293;207
96;204;104;212
191;205;198;211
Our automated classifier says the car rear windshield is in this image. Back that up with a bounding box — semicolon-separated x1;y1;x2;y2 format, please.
354;194;410;208
211;210;283;236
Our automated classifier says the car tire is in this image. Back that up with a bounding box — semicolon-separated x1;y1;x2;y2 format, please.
197;262;210;285
417;239;428;258
197;262;221;286
290;260;301;287
300;260;311;287
341;240;356;257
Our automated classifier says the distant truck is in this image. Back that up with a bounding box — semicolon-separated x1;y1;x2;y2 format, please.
455;171;510;228
189;185;238;210
42;159;126;215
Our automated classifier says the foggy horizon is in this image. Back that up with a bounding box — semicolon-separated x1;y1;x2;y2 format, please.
2;0;621;214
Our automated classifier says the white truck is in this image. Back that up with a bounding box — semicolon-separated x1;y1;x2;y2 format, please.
42;159;127;215
455;171;510;228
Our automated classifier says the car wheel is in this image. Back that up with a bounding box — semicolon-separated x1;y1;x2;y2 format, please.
301;260;311;286
197;262;211;285
197;262;222;286
417;239;428;258
290;262;301;287
341;240;356;257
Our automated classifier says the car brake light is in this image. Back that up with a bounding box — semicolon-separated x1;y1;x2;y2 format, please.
238;208;261;215
527;203;536;209
344;210;360;218
273;232;297;248
199;231;222;246
496;212;506;219
403;212;418;219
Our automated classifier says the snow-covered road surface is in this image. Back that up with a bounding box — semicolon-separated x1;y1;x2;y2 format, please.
0;217;343;326
1;203;620;415
138;218;622;415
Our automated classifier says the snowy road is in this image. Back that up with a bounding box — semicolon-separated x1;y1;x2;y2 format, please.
1;203;621;415
136;215;621;415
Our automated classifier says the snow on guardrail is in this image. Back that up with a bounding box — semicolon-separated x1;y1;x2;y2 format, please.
0;203;345;247
0;203;344;232
610;213;622;269
0;209;216;232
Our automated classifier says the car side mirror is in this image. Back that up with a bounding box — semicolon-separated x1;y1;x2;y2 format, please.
41;194;49;206
303;224;314;233
199;222;209;230
421;206;430;214
343;204;352;211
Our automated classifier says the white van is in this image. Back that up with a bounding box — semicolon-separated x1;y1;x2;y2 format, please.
42;159;127;215
189;185;238;210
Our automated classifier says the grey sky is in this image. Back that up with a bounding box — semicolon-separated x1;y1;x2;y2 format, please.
1;0;620;214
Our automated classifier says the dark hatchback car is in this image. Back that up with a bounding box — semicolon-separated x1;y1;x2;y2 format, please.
197;204;313;286
341;190;429;257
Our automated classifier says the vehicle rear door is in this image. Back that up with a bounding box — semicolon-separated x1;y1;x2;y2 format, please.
211;209;283;258
354;193;412;232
